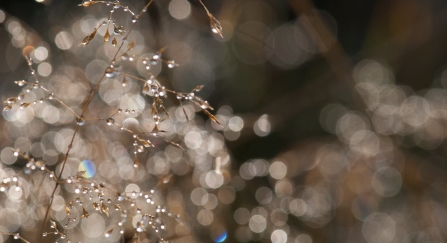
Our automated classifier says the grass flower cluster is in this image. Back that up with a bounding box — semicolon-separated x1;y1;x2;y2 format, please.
1;1;228;242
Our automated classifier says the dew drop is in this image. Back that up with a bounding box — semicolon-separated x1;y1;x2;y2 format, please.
150;58;158;65
153;52;161;60
134;157;139;168
137;145;144;153
167;60;176;68
105;67;117;78
187;92;195;100
76;115;86;126
104;30;110;43
210;15;223;38
15;80;26;86
106;117;115;125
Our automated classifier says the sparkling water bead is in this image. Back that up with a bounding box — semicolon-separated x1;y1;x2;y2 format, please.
76;115;86;126
105;67;116;78
106;117;115;125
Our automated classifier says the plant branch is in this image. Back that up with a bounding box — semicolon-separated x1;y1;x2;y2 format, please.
38;1;155;243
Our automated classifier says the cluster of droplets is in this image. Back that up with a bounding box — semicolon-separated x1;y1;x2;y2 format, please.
3;80;46;112
52;172;180;242
142;75;167;98
141;51;178;71
0;175;20;193
79;0;141;47
41;220;70;242
112;189;180;240
75;0;222;159
0;0;227;242
103;109;147;137
24;157;46;172
14;147;58;178
3;58;80;126
105;64;122;78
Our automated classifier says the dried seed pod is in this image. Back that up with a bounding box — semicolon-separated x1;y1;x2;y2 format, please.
113;204;122;210
50;220;57;229
105;228;114;237
141;140;154;148
81;207;90;218
14;80;26;86
93;202;100;211
101;202;109;217
3;105;12;111
134;156;139;168
104;29;110;42
80;28;97;46
4;97;17;104
20;103;30;109
65;205;71;216
165;139;184;150
79;0;97;7
122;77;127;87
202;108;222;126
192;85;204;93
209;15;223;38
127;40;135;50
142;83;149;94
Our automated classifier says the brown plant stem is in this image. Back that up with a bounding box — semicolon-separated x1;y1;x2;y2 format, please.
38;1;154;242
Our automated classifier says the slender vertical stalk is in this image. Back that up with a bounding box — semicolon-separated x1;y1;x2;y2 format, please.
38;1;154;242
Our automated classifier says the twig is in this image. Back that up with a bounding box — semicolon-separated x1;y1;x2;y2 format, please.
38;1;155;243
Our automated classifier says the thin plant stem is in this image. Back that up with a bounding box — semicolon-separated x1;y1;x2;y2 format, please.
38;1;154;242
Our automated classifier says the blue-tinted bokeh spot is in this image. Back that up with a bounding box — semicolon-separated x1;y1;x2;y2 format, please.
213;230;227;242
79;160;96;178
